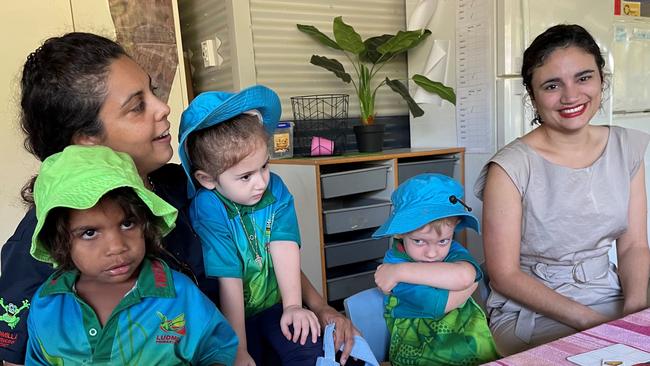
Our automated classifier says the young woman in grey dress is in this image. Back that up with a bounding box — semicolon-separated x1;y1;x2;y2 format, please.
474;24;650;356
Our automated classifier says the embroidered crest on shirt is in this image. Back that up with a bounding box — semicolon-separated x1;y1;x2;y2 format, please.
156;312;186;344
0;298;29;330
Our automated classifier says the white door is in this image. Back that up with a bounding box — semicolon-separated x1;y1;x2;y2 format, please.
496;78;532;148
498;0;615;76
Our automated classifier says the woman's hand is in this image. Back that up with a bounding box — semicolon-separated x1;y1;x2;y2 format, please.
280;305;321;345
234;347;256;366
374;263;401;294
623;298;648;316
574;308;612;331
312;305;360;366
300;271;360;365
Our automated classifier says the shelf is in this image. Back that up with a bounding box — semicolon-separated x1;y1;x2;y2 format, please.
322;198;391;234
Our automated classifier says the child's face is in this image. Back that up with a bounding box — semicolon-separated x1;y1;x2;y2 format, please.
68;198;146;285
399;222;455;262
215;142;270;206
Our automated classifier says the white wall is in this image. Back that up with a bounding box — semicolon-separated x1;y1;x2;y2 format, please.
0;1;73;244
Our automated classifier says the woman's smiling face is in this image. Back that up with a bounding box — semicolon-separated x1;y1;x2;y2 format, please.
530;46;603;131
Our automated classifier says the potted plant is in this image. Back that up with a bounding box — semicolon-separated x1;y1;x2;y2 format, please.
297;16;456;152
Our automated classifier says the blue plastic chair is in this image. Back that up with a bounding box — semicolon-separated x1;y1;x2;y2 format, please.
476;262;491;313
343;287;390;362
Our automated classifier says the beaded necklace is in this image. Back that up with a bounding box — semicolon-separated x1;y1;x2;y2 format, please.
235;206;264;267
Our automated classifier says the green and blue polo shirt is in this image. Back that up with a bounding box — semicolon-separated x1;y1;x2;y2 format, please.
190;173;301;318
26;258;237;365
383;240;499;365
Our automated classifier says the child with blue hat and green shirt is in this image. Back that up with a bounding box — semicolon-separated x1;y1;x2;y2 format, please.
373;173;498;365
178;85;323;365
25;145;238;365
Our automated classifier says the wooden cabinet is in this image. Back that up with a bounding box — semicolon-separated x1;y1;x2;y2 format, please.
270;147;465;307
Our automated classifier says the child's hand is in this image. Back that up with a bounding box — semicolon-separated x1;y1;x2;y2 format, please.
374;263;400;294
234;347;256;366
280;305;321;345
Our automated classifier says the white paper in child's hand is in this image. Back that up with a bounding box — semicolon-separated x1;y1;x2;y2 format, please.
567;344;650;366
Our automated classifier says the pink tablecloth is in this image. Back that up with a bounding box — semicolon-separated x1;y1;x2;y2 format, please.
483;308;650;365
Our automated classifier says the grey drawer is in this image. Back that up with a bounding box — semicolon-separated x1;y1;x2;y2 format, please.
325;236;390;268
327;269;378;301
320;165;389;199
398;157;458;184
322;198;391;234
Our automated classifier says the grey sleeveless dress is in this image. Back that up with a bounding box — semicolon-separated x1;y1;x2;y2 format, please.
474;126;649;355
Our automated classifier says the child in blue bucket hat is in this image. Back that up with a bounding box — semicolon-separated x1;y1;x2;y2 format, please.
372;173;498;365
179;85;323;365
25;145;237;365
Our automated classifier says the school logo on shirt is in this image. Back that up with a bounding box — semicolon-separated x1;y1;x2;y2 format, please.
156;312;186;344
0;298;30;330
0;330;18;349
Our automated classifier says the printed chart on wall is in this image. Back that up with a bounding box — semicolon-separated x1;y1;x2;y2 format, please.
455;0;494;154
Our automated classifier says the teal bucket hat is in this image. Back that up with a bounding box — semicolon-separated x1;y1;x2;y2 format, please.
372;173;480;238
178;84;281;197
31;145;178;265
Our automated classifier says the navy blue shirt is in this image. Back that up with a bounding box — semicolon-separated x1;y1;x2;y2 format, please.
0;163;219;364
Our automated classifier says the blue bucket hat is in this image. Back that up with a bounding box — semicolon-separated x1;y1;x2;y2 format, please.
372;173;480;238
178;85;282;197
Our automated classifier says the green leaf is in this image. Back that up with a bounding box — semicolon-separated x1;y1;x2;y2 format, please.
310;55;352;83
296;24;342;50
378;29;431;56
333;16;366;55
412;74;456;105
358;64;374;120
385;78;424;117
361;34;393;64
407;29;432;50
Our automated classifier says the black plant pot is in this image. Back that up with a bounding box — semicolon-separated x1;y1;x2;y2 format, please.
353;124;385;153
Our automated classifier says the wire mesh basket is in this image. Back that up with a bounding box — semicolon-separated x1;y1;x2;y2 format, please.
290;94;350;156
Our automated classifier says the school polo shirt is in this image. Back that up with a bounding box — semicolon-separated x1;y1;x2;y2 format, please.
25;258;237;365
190;173;301;317
384;240;482;319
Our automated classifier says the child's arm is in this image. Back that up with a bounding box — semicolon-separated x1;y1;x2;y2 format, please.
24;300;58;365
25;315;44;365
445;282;478;313
375;260;476;292
269;241;320;345
389;279;479;319
218;277;256;366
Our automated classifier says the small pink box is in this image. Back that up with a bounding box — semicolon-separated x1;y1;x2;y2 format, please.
310;136;334;156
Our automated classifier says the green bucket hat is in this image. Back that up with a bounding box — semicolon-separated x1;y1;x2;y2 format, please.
31;145;178;265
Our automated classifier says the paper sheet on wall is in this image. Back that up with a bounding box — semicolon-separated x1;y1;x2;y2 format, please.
456;0;494;153
407;0;439;31
408;0;451;106
413;40;450;105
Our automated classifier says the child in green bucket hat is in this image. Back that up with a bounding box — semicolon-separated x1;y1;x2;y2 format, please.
372;173;498;366
25;145;238;365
